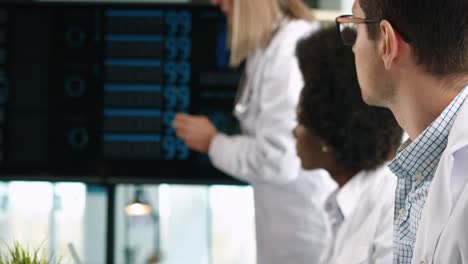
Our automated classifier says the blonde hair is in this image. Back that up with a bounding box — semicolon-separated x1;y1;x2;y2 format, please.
229;0;315;66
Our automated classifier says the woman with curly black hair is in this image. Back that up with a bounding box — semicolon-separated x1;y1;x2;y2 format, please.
293;27;403;263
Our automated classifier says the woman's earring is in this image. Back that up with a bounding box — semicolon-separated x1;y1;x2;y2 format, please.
321;145;330;153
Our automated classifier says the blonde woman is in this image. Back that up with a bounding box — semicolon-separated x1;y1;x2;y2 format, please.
173;1;335;263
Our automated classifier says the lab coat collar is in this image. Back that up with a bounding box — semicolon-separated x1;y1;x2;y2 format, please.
333;170;370;221
447;85;468;152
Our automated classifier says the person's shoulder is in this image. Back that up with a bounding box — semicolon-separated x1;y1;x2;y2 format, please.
373;165;397;184
363;165;396;204
280;19;320;41
271;19;318;45
284;18;319;31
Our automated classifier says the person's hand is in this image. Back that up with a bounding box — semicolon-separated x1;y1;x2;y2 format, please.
173;113;218;153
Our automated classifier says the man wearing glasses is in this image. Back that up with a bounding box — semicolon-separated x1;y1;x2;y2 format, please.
336;1;468;264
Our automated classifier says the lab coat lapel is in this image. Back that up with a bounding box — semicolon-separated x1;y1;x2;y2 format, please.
412;97;468;263
412;151;453;263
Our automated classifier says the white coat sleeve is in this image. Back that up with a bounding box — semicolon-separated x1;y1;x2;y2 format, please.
208;36;305;185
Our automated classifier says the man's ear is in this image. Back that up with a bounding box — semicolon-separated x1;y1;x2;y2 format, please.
379;20;400;70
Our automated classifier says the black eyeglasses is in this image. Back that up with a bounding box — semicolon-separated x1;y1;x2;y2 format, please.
335;15;411;46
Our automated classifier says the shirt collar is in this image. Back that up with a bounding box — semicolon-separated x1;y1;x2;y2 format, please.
389;86;468;180
325;170;369;221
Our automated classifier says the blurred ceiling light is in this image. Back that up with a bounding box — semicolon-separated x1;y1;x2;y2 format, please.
125;186;152;216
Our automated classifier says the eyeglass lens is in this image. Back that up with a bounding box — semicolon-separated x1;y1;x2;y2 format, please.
339;23;358;46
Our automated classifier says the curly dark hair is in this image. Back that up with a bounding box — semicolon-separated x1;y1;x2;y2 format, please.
295;27;403;172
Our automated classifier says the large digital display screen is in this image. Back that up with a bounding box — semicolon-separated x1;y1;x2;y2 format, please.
0;2;242;183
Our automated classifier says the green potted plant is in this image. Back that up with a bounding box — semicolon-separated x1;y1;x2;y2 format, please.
0;241;61;264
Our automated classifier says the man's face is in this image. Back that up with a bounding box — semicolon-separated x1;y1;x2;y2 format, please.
352;0;391;107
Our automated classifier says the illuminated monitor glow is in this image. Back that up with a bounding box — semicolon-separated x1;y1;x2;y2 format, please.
0;2;242;184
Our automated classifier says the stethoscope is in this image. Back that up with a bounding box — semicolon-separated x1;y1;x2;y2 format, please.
233;70;251;116
232;15;286;118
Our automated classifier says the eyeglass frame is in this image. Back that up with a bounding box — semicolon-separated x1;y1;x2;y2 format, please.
335;15;411;46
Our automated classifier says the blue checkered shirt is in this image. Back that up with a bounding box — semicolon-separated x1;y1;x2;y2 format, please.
389;86;468;264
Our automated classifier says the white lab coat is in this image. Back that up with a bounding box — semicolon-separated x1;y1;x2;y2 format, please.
320;166;395;264
208;19;336;264
412;87;468;264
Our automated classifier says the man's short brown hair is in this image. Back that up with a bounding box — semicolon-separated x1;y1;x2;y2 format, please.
359;0;468;75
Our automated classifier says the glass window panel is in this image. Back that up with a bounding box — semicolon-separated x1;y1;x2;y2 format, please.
0;183;9;242
54;183;86;263
115;184;211;264
0;181;107;264
1;181;255;263
5;181;53;255
210;185;255;264
82;185;108;264
115;184;256;264
159;184;210;264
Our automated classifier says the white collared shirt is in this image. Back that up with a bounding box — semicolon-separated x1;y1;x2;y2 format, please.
320;165;396;264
